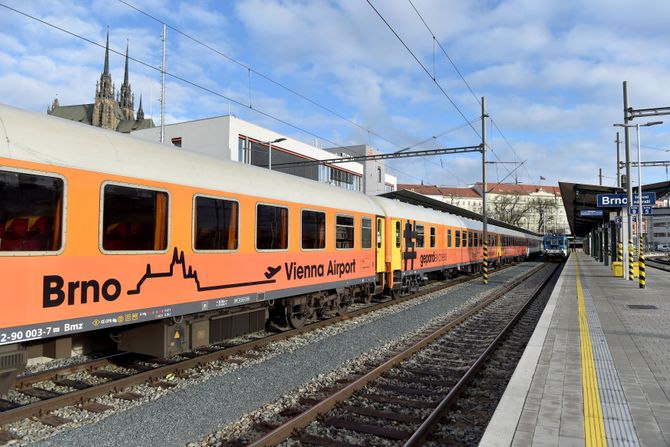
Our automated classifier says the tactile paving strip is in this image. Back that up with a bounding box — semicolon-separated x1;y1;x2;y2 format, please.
583;288;640;447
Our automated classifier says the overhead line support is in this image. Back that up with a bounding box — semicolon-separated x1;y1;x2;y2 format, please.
270;145;483;168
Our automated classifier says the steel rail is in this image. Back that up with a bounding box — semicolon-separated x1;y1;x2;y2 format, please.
13;352;132;389
404;262;561;446
645;258;670;272
247;263;547;447
0;263;516;426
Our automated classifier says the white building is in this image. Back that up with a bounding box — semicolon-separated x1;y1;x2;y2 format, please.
398;182;570;234
647;207;670;250
132;115;397;195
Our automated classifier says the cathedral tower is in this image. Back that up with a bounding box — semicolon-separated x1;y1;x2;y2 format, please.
92;31;118;130
118;42;134;121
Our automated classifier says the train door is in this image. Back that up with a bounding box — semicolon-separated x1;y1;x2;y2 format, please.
391;219;402;272
376;216;385;273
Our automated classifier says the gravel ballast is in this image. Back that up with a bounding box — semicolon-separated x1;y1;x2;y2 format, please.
26;262;539;447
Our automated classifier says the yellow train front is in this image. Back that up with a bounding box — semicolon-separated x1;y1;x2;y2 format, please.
0;104;540;392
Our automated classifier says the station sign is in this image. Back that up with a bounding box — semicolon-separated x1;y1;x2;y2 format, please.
579;209;604;217
629;205;653;215
597;192;656;207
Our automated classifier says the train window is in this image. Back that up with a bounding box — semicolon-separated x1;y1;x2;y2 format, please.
361;217;372;249
468;231;473;247
301;210;326;250
0;170;64;252
256;204;288;250
474;232;479;247
415;225;424;248
455;230;461;248
336;215;354;249
102;184;168;251
395;221;401;248
430;227;436;248
194;196;238;251
447;229;452;248
377;218;383;249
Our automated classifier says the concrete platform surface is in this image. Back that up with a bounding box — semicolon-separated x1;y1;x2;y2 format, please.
481;251;670;447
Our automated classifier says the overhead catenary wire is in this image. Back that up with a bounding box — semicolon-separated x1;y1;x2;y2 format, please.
367;0;525;188
407;0;533;186
1;1;436;184
0;4;336;147
117;0;407;151
365;0;480;140
2;1;489;187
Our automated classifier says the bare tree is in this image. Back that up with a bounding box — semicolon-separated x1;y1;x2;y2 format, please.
528;198;558;233
490;193;530;226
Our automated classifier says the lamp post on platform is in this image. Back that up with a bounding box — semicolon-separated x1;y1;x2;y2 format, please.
614;120;663;288
264;137;286;170
614;121;663;250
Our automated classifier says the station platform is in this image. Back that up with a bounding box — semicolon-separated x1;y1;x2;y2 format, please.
480;251;670;447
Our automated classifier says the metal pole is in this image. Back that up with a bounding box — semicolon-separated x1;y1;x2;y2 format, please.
637;123;647;289
623;81;633;280
599;168;602;186
269;142;272;170
616;131;622;270
637;123;642;256
160;24;167;144
481;97;488;285
616;132;621;187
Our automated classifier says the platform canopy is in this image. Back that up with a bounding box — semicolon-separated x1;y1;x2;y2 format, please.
559;180;670;237
559;182;620;237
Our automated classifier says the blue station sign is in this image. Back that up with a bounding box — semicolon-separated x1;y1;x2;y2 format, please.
597;192;656;207
579;209;604;217
629;205;653;215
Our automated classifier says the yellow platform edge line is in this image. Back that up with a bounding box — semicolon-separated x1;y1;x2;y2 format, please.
576;257;607;447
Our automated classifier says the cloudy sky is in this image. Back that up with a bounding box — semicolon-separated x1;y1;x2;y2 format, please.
1;0;670;188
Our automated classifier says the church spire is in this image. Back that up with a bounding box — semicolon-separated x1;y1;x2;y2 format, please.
103;29;110;76
93;27;118;130
119;39;134;120
137;95;144;121
123;41;129;84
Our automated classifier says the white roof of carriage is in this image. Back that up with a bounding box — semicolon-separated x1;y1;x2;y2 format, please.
0;104;383;215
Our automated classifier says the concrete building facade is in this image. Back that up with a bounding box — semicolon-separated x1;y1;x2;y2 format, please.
647;207;670;250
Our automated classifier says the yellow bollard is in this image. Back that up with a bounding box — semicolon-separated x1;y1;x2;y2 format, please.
483;243;489;285
639;237;645;289
628;240;634;280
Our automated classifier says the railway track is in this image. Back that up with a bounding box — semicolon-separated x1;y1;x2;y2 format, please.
217;261;560;446
0;263;522;438
646;256;670;272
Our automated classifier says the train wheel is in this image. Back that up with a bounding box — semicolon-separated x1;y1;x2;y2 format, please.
286;304;307;329
337;297;349;316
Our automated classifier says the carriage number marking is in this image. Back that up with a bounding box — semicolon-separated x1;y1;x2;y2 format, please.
0;326;53;344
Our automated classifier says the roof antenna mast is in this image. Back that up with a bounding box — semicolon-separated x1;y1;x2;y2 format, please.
160;24;167;143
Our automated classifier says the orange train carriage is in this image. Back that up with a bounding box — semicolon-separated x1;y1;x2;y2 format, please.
0;104;540;392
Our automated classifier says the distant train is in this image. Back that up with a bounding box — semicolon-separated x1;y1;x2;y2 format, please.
0;104;541;392
542;234;570;260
